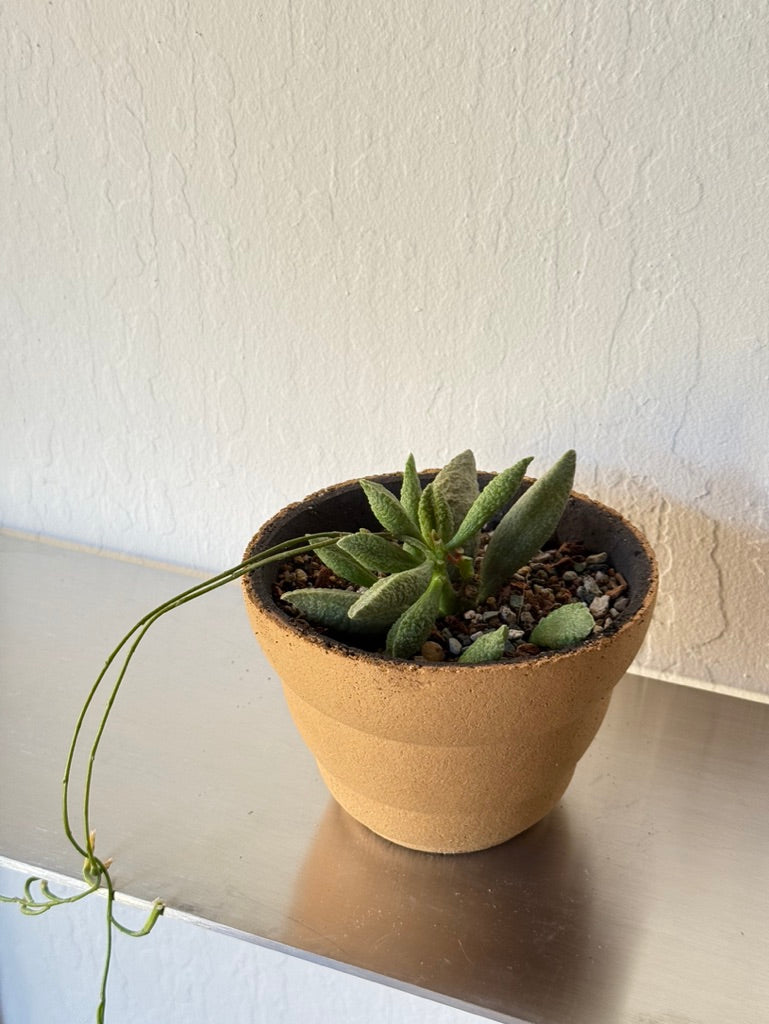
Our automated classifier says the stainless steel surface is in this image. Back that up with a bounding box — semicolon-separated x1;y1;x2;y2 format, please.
2;531;768;1023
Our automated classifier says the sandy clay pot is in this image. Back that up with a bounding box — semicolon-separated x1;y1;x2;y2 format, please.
242;472;657;854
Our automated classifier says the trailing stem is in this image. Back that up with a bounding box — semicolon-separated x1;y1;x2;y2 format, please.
0;531;344;1023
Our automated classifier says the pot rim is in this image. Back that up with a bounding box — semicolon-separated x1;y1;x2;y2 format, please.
242;471;658;674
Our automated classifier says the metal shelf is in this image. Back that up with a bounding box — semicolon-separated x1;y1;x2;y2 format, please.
1;531;767;1023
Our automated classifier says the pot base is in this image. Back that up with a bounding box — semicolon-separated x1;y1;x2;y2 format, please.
317;762;576;855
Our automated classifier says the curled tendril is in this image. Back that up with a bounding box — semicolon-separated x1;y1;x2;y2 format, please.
0;875;98;915
0;532;344;1022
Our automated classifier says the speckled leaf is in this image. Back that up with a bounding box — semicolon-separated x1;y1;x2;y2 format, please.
348;560;432;628
432;449;479;535
418;482;453;543
458;625;508;665
338;532;423;574
281;589;388;633
386;575;443;658
448;457;533;550
359;479;421;540
400;453;421;526
316;542;377;587
478;450;576;602
529;602;594;650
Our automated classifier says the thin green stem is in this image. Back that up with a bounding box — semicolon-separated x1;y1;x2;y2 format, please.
3;529;344;1023
97;876;114;1024
75;534;344;852
62;532;343;860
0;881;100;914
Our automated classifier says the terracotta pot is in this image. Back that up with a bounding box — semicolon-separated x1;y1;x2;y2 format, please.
242;473;657;854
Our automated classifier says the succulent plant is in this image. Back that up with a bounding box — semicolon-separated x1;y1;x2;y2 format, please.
282;449;595;662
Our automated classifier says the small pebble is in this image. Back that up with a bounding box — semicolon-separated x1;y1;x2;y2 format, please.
579;576;602;599
586;552;608;565
421;641;445;662
589;594;610;618
448;637;463;657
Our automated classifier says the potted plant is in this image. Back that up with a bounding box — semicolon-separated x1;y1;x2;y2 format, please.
1;447;657;1020
242;448;657;853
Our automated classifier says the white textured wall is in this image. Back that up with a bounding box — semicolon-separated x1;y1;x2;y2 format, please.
2;1;768;694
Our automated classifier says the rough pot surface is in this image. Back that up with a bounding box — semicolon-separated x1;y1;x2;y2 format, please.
242;473;658;854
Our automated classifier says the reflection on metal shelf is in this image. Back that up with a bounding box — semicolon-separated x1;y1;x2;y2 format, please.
1;532;768;1023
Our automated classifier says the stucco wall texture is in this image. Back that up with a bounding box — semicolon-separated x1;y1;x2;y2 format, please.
2;2;768;696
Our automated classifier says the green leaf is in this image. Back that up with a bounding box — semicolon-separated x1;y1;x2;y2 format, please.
478;449;576;602
432;449;479;535
281;589;390;633
338;532;423;574
348;560;432;628
316;542;378;587
400;453;421;526
458;625;508;664
359;479;422;540
448;457;533;550
386;575;443;658
417;482;453;543
529;602;594;650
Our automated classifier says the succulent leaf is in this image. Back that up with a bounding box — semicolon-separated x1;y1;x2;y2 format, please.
458;625;508;664
448;457;533;550
348;560;433;628
359;479;422;540
478;449;576;602
400;453;421;526
281;589;388;633
432;449;479;535
386;575;443;658
338;533;423;574
316;542;378;587
417;482;438;539
529;602;594;649
418;482;453;543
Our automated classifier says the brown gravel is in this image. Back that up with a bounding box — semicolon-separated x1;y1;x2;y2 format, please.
272;535;629;663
